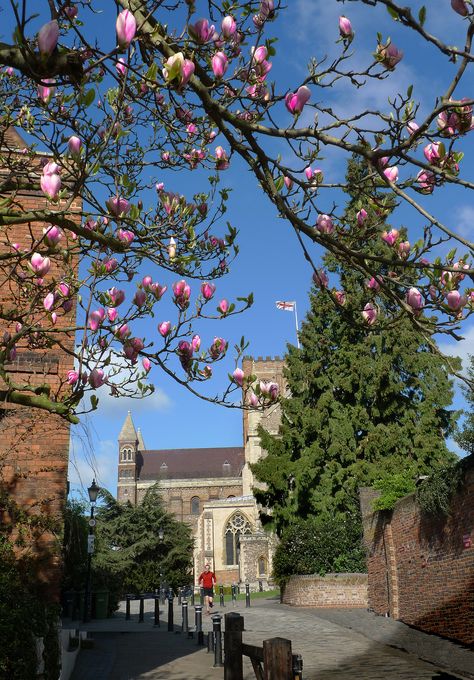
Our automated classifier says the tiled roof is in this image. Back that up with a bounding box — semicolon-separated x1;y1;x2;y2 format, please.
137;447;244;480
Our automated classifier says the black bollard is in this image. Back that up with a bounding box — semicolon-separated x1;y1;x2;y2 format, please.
200;587;204;606
167;593;174;632
259;579;263;592
139;595;144;623
181;599;189;634
194;604;204;646
231;584;237;604
125;595;131;621
160;588;165;605
245;582;251;608
211;614;224;667
178;588;182;606
293;653;304;680
154;595;160;627
219;584;225;607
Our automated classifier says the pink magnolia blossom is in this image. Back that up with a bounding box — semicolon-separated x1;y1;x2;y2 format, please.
89;308;105;331
362;302;378;325
437;110;458;137
316;214;334;235
172;279;191;309
209;336;227;359
383;166;399;183
285;86;311;115
107;308;118;322
357;208;368;225
150;283;167;300
212;51;228;78
423;142;442;164
381;229;399;246
334;291;346;306
40;172;61;201
366;277;381;291
284;176;293;190
189;18;215;43
38;21;59;56
215;146;230;170
65;5;78;19
398;241;411;258
89;368;105;389
106;196;130;216
406;120;420;136
107;287;125;307
43;225;63;247
163;53;195;88
252;46;268;63
451;0;469;16
133;290;147;307
117;228;135;244
158;321;171;337
417;170;435;194
313;269;329;288
232;367;245;386
249;392;259;407
38;79;55;103
68;135;82;157
116;9;137;50
218;299;229;315
142;357;151;373
446;290;466;310
406;287;424;312
67;370;79;385
377;42;403;69
222;16;236;38
43;292;55;311
192;334;201;352
58;281;70;297
116;58;128;77
201;282;216;300
115;323;131;340
30;253;51;276
142;275;153;289
339;16;353;38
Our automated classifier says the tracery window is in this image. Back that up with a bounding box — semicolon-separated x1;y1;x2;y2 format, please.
224;513;251;566
191;496;200;514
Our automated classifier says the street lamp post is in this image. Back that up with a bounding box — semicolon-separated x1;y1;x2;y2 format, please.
157;525;164;597
83;478;100;623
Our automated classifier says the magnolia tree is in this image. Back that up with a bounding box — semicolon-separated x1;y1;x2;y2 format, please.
0;0;473;423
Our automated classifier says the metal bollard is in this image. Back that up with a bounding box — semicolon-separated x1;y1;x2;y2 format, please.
178;588;182;606
219;584;225;607
139;596;144;623
211;614;224;667
195;604;204;646
181;599;189;634
154;595;160;627
231;584;237;604
259;579;263;592
200;587;204;606
245;582;251;608
125;595;131;621
167;593;174;632
293;653;304;680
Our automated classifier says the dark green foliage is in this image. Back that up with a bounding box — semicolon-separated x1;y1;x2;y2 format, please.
94;486;193;595
272;513;367;586
372;472;417;511
0;539;60;680
253;158;459;550
455;354;474;456
416;460;466;516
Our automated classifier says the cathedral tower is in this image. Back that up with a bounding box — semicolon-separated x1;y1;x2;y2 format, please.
117;410;139;503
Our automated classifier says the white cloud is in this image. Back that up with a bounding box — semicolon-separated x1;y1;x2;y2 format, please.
92;384;172;416
437;323;474;374
68;434;117;497
455;205;474;238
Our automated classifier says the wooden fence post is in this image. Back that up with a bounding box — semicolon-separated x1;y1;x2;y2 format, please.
263;638;292;680
224;612;244;680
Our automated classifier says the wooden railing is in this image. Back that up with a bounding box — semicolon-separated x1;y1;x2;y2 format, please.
224;612;303;680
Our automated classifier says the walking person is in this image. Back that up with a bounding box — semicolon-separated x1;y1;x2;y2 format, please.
198;563;216;614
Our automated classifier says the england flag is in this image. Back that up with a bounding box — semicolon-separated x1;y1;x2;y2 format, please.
276;301;296;311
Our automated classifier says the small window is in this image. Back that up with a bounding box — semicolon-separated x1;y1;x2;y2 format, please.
191;496;200;514
258;556;267;576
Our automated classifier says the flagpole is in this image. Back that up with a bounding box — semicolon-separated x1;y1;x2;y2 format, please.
294;302;300;349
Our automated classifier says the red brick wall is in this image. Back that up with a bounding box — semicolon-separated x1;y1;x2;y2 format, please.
282;574;368;608
361;456;474;644
0;130;79;600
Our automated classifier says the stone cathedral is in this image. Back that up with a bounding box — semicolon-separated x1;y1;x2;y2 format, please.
116;356;284;586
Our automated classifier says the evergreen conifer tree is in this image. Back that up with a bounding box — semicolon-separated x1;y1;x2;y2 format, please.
253;159;460;537
455;354;474;456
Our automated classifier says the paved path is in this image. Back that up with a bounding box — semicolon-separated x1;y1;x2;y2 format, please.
67;596;473;680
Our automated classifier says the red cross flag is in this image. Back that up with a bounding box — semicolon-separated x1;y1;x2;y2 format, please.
276;300;296;311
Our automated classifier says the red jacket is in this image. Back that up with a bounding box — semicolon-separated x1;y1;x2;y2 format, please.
199;570;216;589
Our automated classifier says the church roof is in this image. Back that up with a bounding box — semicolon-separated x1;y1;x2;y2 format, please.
138;447;244;480
118;411;138;442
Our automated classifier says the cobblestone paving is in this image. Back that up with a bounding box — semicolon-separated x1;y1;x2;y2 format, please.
68;596;473;680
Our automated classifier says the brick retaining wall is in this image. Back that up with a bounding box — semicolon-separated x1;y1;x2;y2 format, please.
282;573;368;607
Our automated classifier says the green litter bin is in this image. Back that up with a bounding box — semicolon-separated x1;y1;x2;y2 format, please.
92;590;109;619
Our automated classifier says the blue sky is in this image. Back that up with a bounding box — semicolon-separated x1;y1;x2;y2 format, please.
21;0;471;499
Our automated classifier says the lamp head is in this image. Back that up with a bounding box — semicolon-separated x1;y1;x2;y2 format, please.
88;478;100;503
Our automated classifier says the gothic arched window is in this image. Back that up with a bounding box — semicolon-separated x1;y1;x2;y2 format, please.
258;556;267;576
224;513;252;566
191;496;200;515
121;447;132;462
